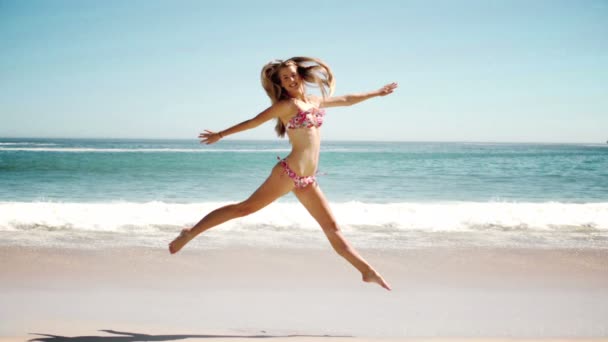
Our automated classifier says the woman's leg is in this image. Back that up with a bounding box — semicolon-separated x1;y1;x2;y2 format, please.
293;184;391;290
169;163;294;254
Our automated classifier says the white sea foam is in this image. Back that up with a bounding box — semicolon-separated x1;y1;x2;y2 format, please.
1;201;607;249
0;147;293;153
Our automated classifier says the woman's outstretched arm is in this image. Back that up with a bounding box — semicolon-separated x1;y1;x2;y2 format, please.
319;82;398;108
199;101;291;144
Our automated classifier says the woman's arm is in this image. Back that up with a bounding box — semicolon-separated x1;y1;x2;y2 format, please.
199;101;291;144
320;82;398;108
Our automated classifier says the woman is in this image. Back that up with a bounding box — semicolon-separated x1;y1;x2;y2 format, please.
169;57;397;291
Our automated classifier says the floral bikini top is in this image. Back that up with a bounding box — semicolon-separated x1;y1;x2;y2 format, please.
286;106;326;130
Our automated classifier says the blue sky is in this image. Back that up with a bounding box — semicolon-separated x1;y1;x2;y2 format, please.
1;0;606;142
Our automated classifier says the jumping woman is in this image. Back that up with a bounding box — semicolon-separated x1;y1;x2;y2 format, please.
169;57;397;291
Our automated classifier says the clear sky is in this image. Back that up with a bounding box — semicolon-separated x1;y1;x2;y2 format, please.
1;0;606;142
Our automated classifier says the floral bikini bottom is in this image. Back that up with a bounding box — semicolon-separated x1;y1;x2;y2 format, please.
277;157;316;188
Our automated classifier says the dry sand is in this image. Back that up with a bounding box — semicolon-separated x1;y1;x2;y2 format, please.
1;246;607;341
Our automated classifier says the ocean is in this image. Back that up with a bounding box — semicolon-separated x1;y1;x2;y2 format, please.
1;138;607;250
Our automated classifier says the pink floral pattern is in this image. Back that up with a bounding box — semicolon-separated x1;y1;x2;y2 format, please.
277;157;316;188
286;107;325;130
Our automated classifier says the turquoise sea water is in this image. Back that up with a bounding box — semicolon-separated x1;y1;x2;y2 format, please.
1;138;607;249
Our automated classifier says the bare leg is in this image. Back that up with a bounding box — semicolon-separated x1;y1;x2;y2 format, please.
293;184;392;291
169;163;294;254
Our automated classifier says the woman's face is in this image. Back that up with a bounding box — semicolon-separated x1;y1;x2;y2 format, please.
278;65;302;94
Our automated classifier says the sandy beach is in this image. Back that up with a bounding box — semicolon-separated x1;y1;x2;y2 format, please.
1;246;607;341
3;0;608;340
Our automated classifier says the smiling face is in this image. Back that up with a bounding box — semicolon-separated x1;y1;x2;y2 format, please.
278;64;304;98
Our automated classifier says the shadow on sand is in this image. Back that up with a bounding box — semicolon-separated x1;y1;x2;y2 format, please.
28;329;352;342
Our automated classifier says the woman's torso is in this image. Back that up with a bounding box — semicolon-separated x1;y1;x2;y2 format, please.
280;98;324;176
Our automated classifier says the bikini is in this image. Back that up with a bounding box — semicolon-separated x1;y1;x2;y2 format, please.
285;106;325;130
278;106;326;188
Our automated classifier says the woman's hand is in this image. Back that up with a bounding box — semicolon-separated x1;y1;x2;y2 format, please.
376;82;398;96
198;130;223;145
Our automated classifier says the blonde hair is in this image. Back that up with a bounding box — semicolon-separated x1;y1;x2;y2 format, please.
260;57;335;137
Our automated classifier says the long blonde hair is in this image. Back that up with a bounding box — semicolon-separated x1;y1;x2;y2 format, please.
260;57;335;137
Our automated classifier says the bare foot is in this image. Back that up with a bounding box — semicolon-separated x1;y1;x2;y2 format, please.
362;269;392;291
169;228;193;254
